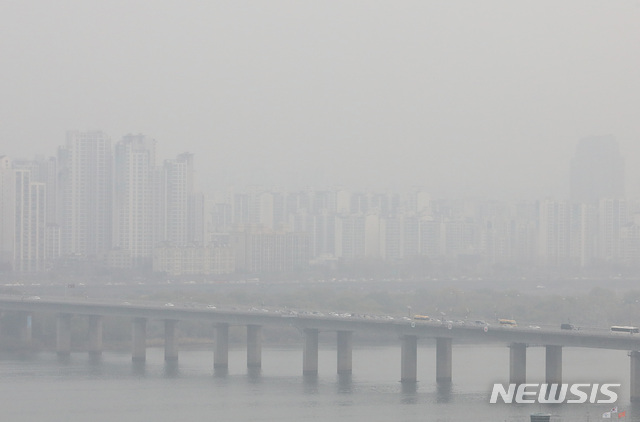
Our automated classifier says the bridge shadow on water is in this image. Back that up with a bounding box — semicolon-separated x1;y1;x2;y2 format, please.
337;373;352;394
55;353;71;365
400;381;418;404
213;367;229;378
86;353;103;376
128;360;179;378
247;367;262;382
436;381;453;403
163;361;180;378
87;353;102;366
131;360;146;377
399;381;454;405
302;373;319;394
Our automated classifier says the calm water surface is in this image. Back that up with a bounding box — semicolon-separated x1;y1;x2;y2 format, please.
1;344;637;422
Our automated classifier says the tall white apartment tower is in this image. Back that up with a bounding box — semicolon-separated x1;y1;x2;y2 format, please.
538;199;571;266
58;130;113;257
12;157;57;225
161;153;204;246
598;198;628;263
14;169;47;272
0;156;16;269
114;134;156;265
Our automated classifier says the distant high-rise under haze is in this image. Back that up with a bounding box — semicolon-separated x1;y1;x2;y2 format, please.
114;134;157;265
58;130;113;257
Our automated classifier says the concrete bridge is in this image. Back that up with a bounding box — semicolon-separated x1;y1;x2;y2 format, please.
2;295;640;400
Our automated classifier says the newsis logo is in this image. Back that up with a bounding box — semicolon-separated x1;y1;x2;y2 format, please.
489;383;620;404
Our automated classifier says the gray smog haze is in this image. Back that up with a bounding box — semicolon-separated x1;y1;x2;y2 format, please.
2;1;639;199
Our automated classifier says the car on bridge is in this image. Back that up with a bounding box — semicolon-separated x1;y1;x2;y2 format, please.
611;325;639;334
413;315;430;321
498;319;517;327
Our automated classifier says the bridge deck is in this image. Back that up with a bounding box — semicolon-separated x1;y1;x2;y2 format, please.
1;296;639;351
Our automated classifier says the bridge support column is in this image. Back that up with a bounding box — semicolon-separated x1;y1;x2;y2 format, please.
18;312;32;345
303;328;319;375
247;325;262;368
337;331;353;374
631;351;640;402
436;337;452;383
0;311;5;342
88;315;103;356
509;343;527;385
545;345;562;384
214;324;229;369
401;335;417;383
56;313;72;356
132;318;147;362
164;320;179;362
0;312;32;348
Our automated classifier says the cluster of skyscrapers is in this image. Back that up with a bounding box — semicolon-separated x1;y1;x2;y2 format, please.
0;133;637;277
0;131;204;274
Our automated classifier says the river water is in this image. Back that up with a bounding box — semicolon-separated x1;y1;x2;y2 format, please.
0;344;637;422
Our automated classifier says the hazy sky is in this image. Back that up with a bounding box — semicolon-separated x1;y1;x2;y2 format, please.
1;1;639;199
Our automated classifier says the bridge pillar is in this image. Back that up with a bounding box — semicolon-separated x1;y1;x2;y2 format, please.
436;337;452;383
88;315;103;356
631;351;640;402
247;325;262;368
509;343;527;385
0;311;32;348
545;345;562;384
337;331;353;374
214;323;229;369
164;320;179;362
56;313;72;356
303;328;319;375
18;312;32;345
401;335;418;383
132;317;147;362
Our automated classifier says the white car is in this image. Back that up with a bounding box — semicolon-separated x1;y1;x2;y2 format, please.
164;303;175;307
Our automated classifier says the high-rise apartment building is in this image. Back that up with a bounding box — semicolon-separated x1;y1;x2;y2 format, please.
538;199;572;266
0;156;15;269
230;224;309;273
13;157;57;225
334;214;365;259
597;198;628;263
14;169;47;272
570;136;624;203
569;203;597;267
58;130;113;257
160;153;203;246
114;134;156;265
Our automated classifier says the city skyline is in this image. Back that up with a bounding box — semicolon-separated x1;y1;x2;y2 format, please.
2;131;640;276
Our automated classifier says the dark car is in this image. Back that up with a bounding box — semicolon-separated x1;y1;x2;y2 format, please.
561;323;576;330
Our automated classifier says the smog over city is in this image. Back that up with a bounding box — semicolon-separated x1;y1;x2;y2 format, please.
1;2;640;422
